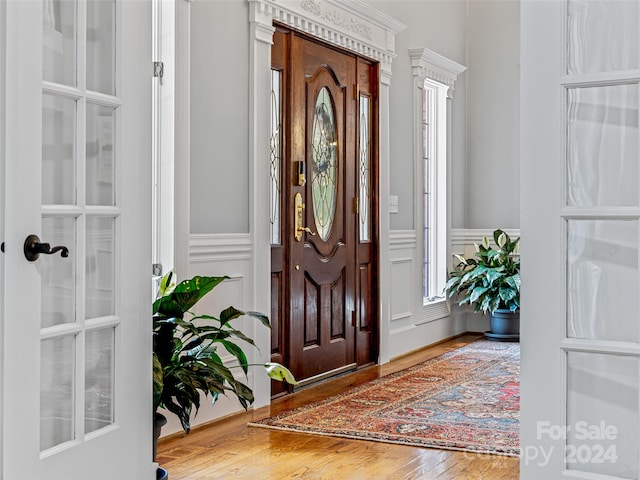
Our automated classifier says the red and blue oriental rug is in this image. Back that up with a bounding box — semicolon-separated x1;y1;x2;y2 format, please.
249;340;519;456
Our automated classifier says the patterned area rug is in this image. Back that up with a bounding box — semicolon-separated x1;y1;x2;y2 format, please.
250;340;519;456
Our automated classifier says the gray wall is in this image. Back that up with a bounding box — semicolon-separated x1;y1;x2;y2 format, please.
466;0;520;229
370;0;468;230
190;0;250;234
188;0;521;235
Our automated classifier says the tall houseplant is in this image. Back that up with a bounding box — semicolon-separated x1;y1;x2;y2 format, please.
152;272;295;447
443;229;520;340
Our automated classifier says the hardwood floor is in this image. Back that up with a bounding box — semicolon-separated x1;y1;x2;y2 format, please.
156;334;519;479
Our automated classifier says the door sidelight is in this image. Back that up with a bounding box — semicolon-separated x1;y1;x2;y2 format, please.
23;234;69;262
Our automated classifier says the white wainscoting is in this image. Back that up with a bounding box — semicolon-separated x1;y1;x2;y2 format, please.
386;228;520;360
388;230;462;360
160;233;259;436
162;229;521;435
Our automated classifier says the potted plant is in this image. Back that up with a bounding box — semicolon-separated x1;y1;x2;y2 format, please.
152;272;296;477
443;229;520;341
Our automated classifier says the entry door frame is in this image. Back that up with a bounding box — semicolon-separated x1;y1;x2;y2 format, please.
248;1;406;402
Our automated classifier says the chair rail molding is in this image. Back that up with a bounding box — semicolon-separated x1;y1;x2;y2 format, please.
450;228;521;253
189;234;252;263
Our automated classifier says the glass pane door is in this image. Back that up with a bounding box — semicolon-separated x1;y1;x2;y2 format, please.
40;0;120;454
563;0;640;477
3;0;152;477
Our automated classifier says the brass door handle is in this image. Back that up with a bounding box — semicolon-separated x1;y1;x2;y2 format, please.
294;193;316;241
298;226;316;236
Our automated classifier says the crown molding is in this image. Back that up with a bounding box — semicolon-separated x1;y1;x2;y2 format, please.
249;0;406;66
409;47;466;96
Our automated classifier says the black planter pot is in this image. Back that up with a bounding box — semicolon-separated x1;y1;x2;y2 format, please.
485;309;520;341
153;412;167;461
157;467;169;480
154;412;169;479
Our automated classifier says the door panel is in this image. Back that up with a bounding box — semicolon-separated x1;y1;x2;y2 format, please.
270;28;379;390
3;1;153;478
291;36;356;382
521;1;640;478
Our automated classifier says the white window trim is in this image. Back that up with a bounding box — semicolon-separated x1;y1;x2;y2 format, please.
409;48;465;323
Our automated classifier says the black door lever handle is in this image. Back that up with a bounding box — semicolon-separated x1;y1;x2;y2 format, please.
24;234;69;262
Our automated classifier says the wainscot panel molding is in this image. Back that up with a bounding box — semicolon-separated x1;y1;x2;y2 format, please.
390;257;413;323
387;229;459;360
163;235;257;437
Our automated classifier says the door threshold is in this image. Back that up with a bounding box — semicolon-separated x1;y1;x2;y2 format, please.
294;363;357;390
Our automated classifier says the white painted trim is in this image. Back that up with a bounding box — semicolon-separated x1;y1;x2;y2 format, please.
409;47;466;97
189;234;252;262
389;230;417;250
248;0;405;369
416;299;450;326
174;0;191;281
450;228;521;251
391;312;412;322
409;49;465;330
248;6;275;409
251;0;406;65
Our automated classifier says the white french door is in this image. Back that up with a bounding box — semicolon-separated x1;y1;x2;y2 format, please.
2;1;154;479
522;1;640;479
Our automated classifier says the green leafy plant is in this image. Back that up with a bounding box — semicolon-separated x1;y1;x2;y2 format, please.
153;272;296;433
443;229;520;315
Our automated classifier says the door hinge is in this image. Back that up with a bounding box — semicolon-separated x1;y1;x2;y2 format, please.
353;197;359;214
354;83;360;101
153;61;164;79
351;310;357;327
152;263;163;277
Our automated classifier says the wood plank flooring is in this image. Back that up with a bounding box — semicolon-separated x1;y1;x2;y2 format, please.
156;334;520;479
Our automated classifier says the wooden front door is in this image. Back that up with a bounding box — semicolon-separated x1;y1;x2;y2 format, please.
271;27;379;392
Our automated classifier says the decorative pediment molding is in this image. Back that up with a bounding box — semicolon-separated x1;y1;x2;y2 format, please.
249;0;406;67
409;47;466;97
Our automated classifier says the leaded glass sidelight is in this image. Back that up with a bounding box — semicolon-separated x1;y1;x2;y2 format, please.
359;95;371;242
270;69;282;245
311;87;337;241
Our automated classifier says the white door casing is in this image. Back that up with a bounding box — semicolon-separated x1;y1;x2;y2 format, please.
521;1;640;479
2;1;153;479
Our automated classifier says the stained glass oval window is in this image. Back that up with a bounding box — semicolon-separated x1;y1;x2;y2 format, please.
311;87;337;241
